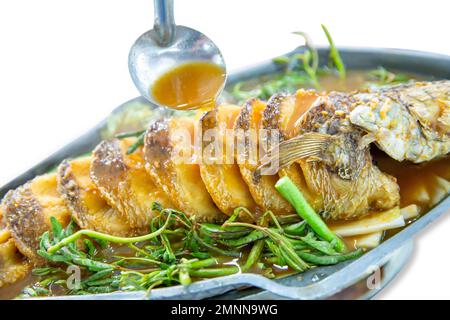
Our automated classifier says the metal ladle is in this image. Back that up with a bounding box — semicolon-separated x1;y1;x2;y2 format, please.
128;0;226;107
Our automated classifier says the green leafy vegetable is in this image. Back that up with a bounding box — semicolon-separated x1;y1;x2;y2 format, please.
367;67;410;86
22;199;361;298
114;130;146;155
321;24;346;79
229;25;415;105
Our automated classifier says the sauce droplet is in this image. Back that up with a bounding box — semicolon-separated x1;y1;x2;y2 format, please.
151;61;226;110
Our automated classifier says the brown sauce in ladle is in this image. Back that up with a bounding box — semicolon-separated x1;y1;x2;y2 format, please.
151;61;226;110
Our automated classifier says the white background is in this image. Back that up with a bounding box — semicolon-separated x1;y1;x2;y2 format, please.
0;0;449;299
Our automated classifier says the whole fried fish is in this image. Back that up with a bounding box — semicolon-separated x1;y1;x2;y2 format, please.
0;80;448;286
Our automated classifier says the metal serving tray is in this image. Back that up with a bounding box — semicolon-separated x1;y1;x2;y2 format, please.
2;47;449;300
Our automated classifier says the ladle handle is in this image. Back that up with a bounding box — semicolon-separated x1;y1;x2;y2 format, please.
153;0;175;46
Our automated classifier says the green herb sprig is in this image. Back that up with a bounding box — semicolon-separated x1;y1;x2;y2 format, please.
115;130;146;155
321;24;346;79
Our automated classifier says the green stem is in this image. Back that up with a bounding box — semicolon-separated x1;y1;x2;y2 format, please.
242;240;265;272
179;268;191;286
126;132;146;154
218;229;267;247
224;222;309;271
115;130;146;139
189;266;240;278
321;24;346;79
275;177;346;252
113;256;162;266
224;207;254;225
47;213;172;254
284;221;307;236
275;214;302;225
200;223;251;239
298;249;363;265
127;243;154;258
271;233;309;271
192;232;241;257
188;258;218;269
179;259;192;286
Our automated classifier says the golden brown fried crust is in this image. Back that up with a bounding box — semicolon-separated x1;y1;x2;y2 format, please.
143;120;179;208
4;187;48;264
294;92;400;219
58;157;135;236
145;118;226;222
0;202;5;229
58;160;87;227
144;120;173;171
91;138;172;231
0;239;30;288
293;93;368;180
90;140;128;203
262;94;286;133
200;109;216;133
3;173;71;264
91;139;134;218
254;90;400;220
235;99;294;216
0;202;11;244
199;106;257;218
235;100;253;131
264;94;323;210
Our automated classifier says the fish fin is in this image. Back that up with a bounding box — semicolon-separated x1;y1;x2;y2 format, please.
253;132;331;181
359;133;376;149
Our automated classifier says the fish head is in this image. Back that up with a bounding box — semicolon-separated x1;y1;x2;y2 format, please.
349;81;450;163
